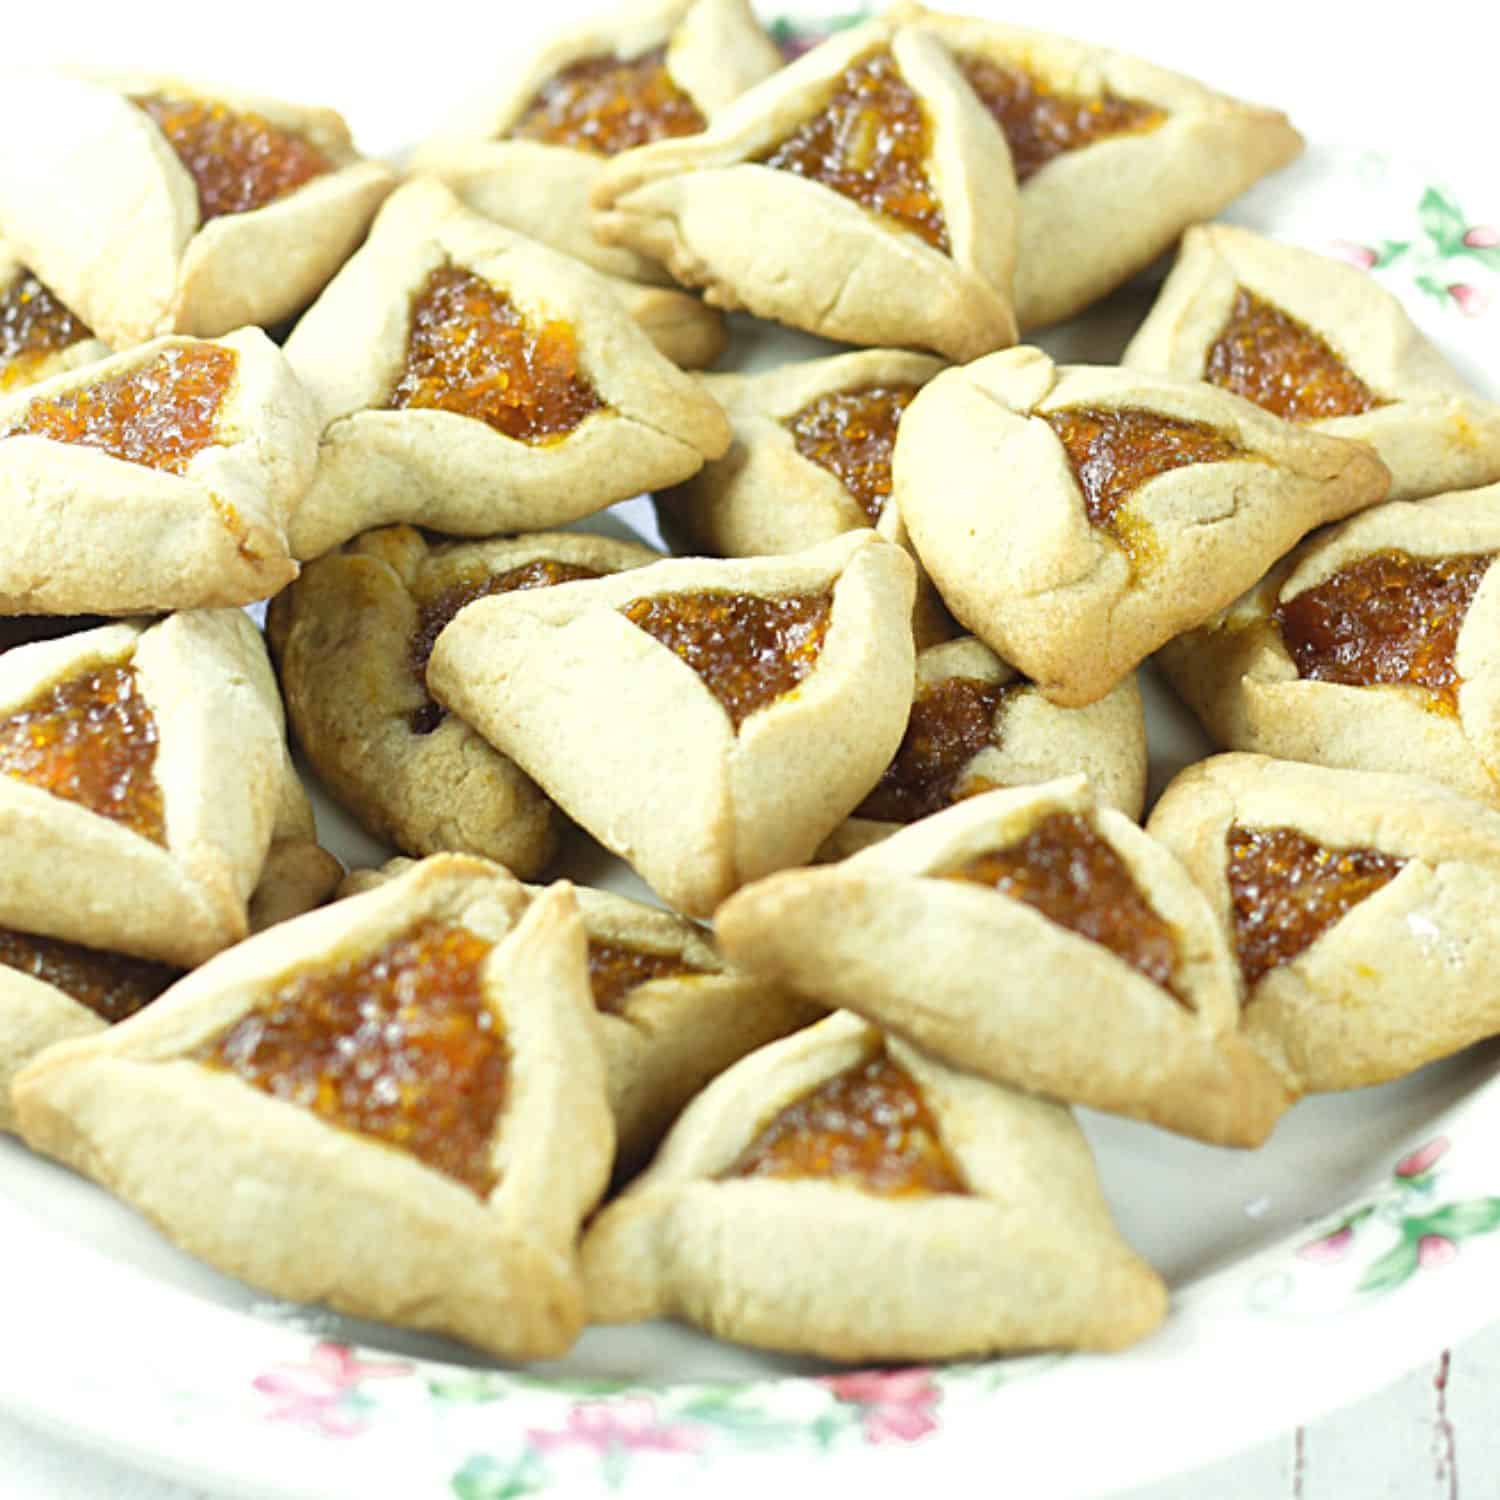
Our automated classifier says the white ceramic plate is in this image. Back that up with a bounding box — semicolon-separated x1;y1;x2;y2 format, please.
3;5;1499;1497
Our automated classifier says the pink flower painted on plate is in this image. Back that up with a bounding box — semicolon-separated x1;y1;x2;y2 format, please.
1447;283;1490;317
820;1367;941;1445
1396;1137;1451;1179
252;1342;412;1439
1297;1225;1355;1264
1419;1234;1459;1269
527;1397;705;1458
1326;239;1378;270
1463;225;1500;249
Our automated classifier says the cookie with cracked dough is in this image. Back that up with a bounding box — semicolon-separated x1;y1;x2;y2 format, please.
427;530;917;919
0;72;395;348
0;610;337;969
1148;753;1500;1095
1156;482;1500;807
819;635;1147;861
590;17;1019;361
892;5;1303;331
896;345;1391;706
282;178;731;560
0;242;111;394
414;0;780;289
1123;223;1500;503
11;859;613;1360
582;1010;1167;1360
716;776;1291;1147
0;327;315;614
340;856;824;1179
267;524;661;874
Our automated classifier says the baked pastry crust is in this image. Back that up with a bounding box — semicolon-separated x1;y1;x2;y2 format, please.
0;326;316;613
0;611;317;967
1147;753;1500;1094
1123;224;1500;503
267;524;661;873
0;71;395;347
896;346;1391;706
1156;483;1500;806
11;859;613;1359
341;856;823;1177
0;241;111;392
427;530;918;919
820;635;1147;860
894;6;1303;330
611;279;726;369
591;19;1019;361
283;178;731;560
415;0;782;286
582;1010;1167;1359
715;777;1291;1146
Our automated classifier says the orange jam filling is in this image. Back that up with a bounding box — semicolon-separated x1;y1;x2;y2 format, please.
0;927;181;1023
724;1049;966;1196
134;94;331;221
958;55;1165;184
0;273;93;390
1043;404;1245;566
856;675;1012;823
587;937;702;1015
1274;550;1493;715
508;46;706;155
946;810;1181;995
2;344;234;475
1205;288;1387;423
757;49;950;252
1226;825;1407;989
785;383;922;524
408;557;603;734
0;663;165;844
197;920;505;1196
621;590;832;729
388;265;604;444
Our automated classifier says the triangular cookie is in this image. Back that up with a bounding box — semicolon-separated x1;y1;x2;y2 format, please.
0;72;395;347
896;345;1390;705
12;859;613;1358
0;241;110;393
716;777;1290;1147
282;178;731;559
267;523;661;873
0;611;325;966
820;635;1146;860
591;18;1018;360
427;530;917;918
582;1010;1166;1359
1149;753;1500;1094
893;6;1303;330
415;0;780;287
0;327;315;612
1157;482;1500;807
1124;224;1500;502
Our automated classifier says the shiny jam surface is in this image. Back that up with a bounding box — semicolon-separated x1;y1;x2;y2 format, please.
0;273;93;389
407;558;602;735
958;54;1165;183
947;811;1181;995
1226;825;1407;989
724;1051;966;1197
0;664;165;844
1205;288;1386;423
2;344;234;475
785;383;921;524
389;265;604;444
508;46;706;155
1274;550;1493;715
855;675;1011;823
0;927;181;1023
622;590;832;729
135;94;331;221
757;49;950;252
198;921;505;1197
587;937;701;1015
